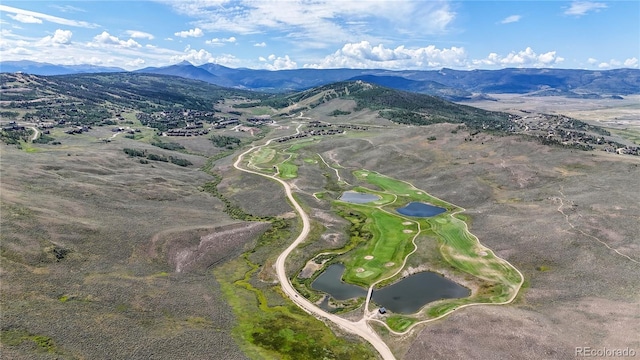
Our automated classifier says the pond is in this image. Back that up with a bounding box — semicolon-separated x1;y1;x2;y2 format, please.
371;272;470;314
396;202;446;217
311;264;469;314
339;191;381;204
311;264;367;300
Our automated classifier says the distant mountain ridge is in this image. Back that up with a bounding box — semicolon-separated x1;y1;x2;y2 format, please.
0;60;125;75
2;60;639;97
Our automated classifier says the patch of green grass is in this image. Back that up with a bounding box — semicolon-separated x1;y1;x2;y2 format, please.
278;160;298;179
341;207;417;286
251;147;276;165
249;106;273;116
19;141;39;153
386;315;416;332
609;128;640;145
1;329;60;354
215;222;375;360
287;140;316;152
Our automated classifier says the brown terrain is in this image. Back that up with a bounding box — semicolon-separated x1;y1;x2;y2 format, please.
1;87;638;359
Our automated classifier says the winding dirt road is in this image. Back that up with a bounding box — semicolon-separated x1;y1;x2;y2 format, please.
233;141;395;360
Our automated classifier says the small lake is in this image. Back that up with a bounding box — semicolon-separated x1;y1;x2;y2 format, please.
339;191;381;204
371;272;470;314
397;202;446;217
311;264;469;314
311;264;367;300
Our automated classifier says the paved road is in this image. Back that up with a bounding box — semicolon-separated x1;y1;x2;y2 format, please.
233;141;395;360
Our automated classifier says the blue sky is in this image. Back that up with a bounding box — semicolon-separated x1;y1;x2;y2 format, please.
1;1;638;70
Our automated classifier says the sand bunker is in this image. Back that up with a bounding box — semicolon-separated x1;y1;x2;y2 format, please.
402;221;412;225
364;255;374;260
478;251;488;256
403;229;414;233
356;268;365;273
384;262;395;267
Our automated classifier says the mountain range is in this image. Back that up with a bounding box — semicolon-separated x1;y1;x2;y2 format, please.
2;60;639;99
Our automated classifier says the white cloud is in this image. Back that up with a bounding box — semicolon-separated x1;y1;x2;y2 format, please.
587;57;598;64
500;15;521;24
126;30;154;40
170;45;240;67
254;42;266;47
38;29;73;45
305;41;467;69
4;46;31;55
624;57;638;68
165;1;455;49
126;58;146;68
174;27;204;38
50;5;86;13
206;36;236;46
262;55;297;70
0;5;98;28
91;31;141;48
8;13;43;24
564;1;607;16
474;47;563;68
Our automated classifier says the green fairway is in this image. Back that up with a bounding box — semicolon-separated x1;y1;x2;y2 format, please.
334;169;522;318
251;147;276;166
277;159;298;179
340;206;419;286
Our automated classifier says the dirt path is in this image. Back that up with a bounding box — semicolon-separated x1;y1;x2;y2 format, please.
317;153;348;185
554;189;639;264
233;137;395;360
28;126;40;141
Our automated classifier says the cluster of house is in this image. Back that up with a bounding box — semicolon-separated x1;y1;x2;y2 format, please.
602;144;640;156
65;125;91;134
513;113;639;156
274;120;370;143
213;118;240;129
2;122;25;132
136;109;216;130
274;128;345;143
111;127;141;135
336;124;368;131
308;120;368;131
165;127;210;136
246;115;274;126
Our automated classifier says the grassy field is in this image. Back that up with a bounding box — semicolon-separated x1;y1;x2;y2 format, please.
277;158;298;179
339;206;417;286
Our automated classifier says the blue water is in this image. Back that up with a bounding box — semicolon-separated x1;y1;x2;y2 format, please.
311;264;469;314
339;191;381;204
311;264;367;300
397;202;446;217
371;272;470;314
